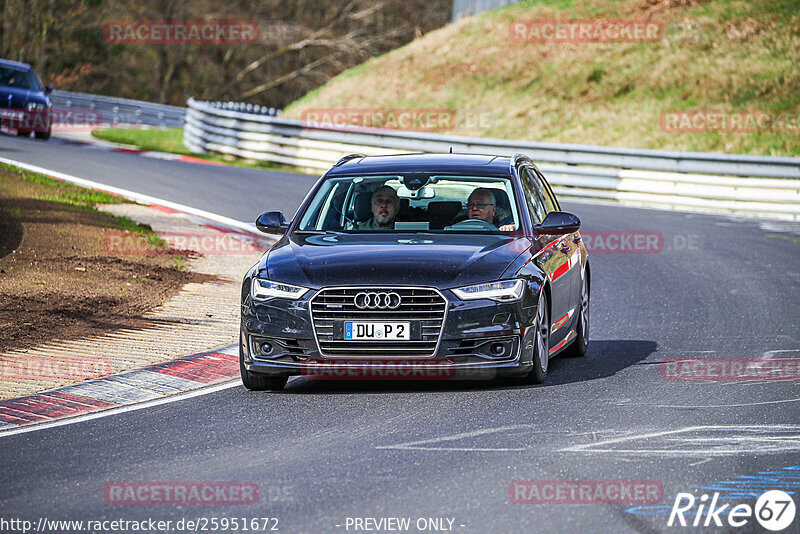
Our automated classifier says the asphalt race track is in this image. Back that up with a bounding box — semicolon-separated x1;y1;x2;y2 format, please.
2;133;800;533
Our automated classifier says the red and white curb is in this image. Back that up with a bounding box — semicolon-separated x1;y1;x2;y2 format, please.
0;344;240;433
78;142;229;166
50;132;231;167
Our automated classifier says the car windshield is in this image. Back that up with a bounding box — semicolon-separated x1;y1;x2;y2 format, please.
0;66;42;90
296;175;520;233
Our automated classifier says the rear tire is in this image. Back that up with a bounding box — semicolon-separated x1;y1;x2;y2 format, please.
563;274;589;358
16;130;30;137
34;128;51;140
524;291;550;384
239;339;287;391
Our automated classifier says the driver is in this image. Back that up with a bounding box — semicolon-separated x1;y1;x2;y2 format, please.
358;185;399;230
466;188;515;231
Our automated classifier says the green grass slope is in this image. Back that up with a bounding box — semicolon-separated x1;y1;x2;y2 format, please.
285;0;800;156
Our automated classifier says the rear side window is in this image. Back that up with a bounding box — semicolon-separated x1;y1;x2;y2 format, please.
528;169;559;213
532;168;560;212
520;168;547;223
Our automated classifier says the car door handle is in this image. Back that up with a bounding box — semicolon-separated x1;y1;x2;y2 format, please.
559;245;571;254
573;236;581;244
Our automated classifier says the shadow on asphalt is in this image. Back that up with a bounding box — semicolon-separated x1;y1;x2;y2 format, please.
280;339;657;394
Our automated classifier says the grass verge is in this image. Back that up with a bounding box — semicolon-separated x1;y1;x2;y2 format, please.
91;127;305;173
284;0;800;157
0;163;211;353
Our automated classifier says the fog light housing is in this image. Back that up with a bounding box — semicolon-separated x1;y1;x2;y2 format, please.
259;342;274;356
491;343;506;356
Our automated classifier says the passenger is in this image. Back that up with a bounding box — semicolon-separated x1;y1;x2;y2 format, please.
466;188;515;231
358;185;399;230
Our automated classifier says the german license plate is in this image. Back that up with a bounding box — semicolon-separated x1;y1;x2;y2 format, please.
344;322;410;340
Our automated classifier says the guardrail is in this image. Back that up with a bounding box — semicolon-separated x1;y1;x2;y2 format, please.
51;90;185;128
184;97;800;221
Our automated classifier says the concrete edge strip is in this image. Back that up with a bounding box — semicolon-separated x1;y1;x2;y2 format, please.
0;343;240;435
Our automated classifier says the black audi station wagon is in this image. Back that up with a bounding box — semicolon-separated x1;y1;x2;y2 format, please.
240;153;590;390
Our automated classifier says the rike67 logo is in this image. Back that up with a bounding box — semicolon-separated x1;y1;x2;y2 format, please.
668;490;796;531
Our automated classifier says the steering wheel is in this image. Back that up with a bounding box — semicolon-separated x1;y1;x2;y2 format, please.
448;218;497;230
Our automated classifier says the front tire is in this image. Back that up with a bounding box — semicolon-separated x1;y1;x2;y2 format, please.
239;339;287;391
35;128;51;140
525;291;550;384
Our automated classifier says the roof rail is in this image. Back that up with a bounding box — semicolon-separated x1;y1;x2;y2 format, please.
333;153;366;167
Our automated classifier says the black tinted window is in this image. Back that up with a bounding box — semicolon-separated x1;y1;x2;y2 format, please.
521;168;547;223
528;168;558;213
0;67;41;90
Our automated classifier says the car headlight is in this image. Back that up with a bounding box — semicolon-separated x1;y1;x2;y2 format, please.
251;278;309;301
26;102;47;111
451;279;525;302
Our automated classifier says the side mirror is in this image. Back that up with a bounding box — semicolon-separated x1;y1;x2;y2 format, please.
534;211;581;236
255;211;288;235
44;85;53;95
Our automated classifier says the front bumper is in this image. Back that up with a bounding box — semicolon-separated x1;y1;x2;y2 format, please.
241;286;538;380
0;108;51;132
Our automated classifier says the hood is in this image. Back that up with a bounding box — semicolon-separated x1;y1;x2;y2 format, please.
263;233;531;289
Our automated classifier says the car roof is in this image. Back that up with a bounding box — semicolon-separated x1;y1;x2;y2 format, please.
325;153;515;178
0;59;32;71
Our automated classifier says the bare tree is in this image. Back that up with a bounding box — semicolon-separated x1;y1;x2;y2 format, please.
0;0;451;107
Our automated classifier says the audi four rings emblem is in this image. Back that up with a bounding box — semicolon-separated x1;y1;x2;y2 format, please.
354;292;402;309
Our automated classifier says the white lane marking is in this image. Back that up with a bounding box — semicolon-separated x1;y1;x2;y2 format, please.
375;425;610;452
0;380;241;438
561;425;800;456
650;397;800;408
0;156;259;235
376;424;535;452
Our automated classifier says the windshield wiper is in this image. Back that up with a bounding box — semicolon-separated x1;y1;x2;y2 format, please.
293;230;344;235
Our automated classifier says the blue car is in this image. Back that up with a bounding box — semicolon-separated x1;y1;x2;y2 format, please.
0;59;52;140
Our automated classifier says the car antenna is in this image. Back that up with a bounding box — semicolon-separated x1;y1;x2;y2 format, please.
449;147;453;153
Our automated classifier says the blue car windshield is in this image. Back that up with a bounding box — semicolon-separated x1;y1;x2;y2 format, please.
0;67;42;91
296;175;520;233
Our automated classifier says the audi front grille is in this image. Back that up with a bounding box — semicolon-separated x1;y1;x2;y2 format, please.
309;287;448;358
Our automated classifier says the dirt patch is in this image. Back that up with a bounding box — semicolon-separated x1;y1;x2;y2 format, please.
0;165;217;353
638;0;709;15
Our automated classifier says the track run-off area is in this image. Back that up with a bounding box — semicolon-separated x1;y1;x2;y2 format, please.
2;133;800;533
